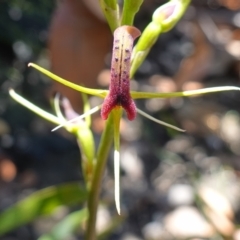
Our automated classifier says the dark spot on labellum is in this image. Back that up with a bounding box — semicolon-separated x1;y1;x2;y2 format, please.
115;57;119;62
124;57;130;62
125;49;130;52
115;46;119;50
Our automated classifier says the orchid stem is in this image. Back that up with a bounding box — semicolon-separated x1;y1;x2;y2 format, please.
85;114;114;240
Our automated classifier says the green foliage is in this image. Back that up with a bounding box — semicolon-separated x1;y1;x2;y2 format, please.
0;183;87;236
38;208;88;240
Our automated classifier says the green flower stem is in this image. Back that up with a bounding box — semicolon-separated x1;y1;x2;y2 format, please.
85;114;114;240
133;22;162;54
121;0;143;26
76;127;96;191
76;93;95;190
9;89;61;125
130;86;240;99
99;0;119;32
76;94;95;189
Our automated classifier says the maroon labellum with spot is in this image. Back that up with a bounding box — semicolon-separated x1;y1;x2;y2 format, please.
101;26;141;121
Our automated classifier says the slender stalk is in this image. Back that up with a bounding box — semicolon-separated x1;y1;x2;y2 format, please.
85;114;114;240
121;0;143;26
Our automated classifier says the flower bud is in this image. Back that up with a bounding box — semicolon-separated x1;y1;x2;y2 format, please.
153;0;190;32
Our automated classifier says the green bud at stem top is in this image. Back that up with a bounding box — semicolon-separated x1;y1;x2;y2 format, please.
130;0;191;77
153;0;191;32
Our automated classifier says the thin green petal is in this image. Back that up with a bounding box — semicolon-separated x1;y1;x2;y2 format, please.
9;89;61;125
131;86;240;99
136;108;185;132
28;63;107;98
53;93;65;122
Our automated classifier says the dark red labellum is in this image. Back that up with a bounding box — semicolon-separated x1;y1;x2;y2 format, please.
101;26;141;121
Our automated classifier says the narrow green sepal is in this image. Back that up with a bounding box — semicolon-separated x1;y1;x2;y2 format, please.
28;63;107;98
131;86;240;99
9;89;61;125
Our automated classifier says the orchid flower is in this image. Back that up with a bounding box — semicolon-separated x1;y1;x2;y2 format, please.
9;25;240;214
7;2;240;240
9;0;240;216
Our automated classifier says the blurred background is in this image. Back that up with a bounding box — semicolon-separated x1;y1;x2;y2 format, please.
0;0;240;239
